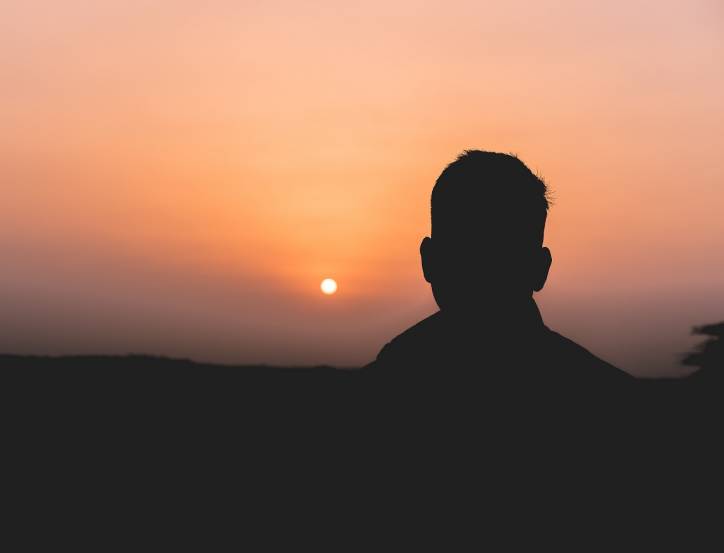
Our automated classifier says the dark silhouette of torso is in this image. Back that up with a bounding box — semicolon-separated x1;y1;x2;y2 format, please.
365;298;631;389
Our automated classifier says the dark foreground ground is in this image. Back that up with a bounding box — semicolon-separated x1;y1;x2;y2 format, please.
2;351;723;542
3;352;721;464
5;351;721;481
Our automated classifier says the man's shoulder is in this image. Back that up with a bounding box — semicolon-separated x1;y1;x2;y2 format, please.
543;328;633;381
387;311;443;346
365;312;442;368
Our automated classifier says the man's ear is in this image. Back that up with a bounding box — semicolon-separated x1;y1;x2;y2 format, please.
532;247;552;292
420;237;433;283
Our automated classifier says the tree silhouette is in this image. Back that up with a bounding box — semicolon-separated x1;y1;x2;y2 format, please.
683;322;724;381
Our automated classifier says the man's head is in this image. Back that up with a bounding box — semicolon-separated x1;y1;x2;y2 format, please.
420;150;552;315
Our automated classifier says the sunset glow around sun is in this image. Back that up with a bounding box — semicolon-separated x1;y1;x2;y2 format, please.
320;279;338;295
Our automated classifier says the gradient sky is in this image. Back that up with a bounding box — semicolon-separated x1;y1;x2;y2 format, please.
2;1;723;376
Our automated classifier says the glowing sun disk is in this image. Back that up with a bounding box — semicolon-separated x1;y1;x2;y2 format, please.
320;278;337;295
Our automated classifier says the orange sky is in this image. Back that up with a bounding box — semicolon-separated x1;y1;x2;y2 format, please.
2;1;723;375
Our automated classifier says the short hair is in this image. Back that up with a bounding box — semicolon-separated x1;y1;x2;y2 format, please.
431;150;550;245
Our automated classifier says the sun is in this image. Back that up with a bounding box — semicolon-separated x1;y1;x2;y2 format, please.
320;278;338;295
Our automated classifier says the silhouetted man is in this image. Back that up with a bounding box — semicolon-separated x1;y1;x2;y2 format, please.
365;150;632;394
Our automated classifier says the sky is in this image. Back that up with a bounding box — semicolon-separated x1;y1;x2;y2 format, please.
2;0;723;376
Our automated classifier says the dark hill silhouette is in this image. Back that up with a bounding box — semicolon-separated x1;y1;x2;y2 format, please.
0;353;342;373
1;353;361;425
3;344;718;414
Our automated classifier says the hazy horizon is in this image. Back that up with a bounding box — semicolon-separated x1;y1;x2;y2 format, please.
3;1;724;376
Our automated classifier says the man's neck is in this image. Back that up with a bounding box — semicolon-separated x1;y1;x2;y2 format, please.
440;296;544;337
